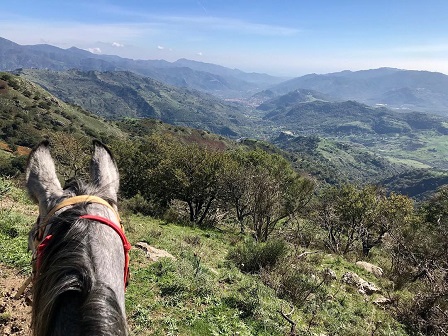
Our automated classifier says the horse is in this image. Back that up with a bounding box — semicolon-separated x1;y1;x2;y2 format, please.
25;140;130;336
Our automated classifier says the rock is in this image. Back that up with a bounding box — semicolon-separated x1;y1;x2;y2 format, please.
372;295;392;306
341;271;381;295
135;242;176;262
356;261;383;277
322;268;337;282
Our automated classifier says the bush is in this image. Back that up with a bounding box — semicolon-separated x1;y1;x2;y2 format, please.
223;281;260;318
0;155;27;177
227;239;288;273
121;193;159;216
151;254;216;301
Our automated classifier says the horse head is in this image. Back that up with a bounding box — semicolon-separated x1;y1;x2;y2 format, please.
26;140;129;336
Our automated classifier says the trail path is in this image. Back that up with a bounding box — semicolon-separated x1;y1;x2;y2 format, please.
0;264;31;335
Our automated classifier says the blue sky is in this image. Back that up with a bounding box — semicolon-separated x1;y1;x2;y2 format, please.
1;0;448;76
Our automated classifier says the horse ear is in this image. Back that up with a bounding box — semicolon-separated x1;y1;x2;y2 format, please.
26;141;63;210
90;140;119;203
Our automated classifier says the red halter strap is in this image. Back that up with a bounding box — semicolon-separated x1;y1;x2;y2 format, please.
80;214;131;288
36;214;131;289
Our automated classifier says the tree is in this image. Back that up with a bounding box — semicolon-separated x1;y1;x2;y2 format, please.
50;132;90;182
146;137;225;226
242;149;314;241
220;149;256;233
386;187;447;335
315;184;414;256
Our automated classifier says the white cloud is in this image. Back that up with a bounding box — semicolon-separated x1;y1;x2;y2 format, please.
87;47;102;54
112;42;124;47
197;52;203;56
157;45;165;50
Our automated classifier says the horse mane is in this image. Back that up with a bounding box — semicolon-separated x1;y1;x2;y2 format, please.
32;180;127;336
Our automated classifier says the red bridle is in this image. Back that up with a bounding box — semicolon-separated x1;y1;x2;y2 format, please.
34;196;131;289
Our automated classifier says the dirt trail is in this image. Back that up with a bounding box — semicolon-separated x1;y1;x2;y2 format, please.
0;264;32;335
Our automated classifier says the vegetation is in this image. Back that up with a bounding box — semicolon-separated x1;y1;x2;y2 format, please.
113;134;313;240
19;69;251;137
1;71;447;335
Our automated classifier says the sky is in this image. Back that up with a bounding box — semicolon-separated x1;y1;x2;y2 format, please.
1;0;448;76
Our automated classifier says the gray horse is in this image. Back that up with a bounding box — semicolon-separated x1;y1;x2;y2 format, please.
26;140;129;336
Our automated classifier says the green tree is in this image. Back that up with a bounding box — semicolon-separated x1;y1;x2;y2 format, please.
386;187;447;334
315;184;413;256
159;142;224;226
243;149;314;241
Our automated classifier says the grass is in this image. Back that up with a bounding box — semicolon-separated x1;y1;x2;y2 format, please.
0;176;412;336
349;131;448;170
0;177;34;272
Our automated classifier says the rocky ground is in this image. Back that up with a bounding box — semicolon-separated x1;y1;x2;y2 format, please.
0;264;32;335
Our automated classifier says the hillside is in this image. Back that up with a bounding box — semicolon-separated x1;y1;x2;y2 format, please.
257;97;448;170
260;99;448;136
269;132;407;185
18;69;253;137
0;71;125;148
256;89;333;111
265;68;448;115
381;169;448;200
1;181;413;336
0;71;244;151
2;71;448;197
0;37;282;98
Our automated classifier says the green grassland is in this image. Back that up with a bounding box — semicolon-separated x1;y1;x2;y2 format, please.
0;178;409;335
342;131;448;170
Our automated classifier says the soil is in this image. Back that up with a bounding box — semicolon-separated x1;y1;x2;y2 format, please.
0;264;32;335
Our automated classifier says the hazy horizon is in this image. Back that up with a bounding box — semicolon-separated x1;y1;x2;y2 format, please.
1;1;448;77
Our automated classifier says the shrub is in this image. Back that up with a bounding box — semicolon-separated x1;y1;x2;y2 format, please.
223;281;260;318
227;238;288;273
121;193;159;216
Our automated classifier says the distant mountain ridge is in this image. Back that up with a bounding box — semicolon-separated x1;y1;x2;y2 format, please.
266;68;448;115
0;37;283;98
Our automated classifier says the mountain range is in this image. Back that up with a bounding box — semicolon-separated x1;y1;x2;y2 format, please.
4;36;448;188
4;69;448;198
264;68;448;115
3;36;448;115
0;37;283;98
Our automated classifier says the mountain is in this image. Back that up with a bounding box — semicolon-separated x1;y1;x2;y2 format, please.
2;70;448;198
256;89;333;112
173;58;286;87
265;68;448;115
17;69;253;137
0;37;282;97
0;71;124;149
259;98;448;137
257;93;448;170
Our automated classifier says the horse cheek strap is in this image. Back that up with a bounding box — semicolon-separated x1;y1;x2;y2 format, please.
36;235;53;272
80;214;131;289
